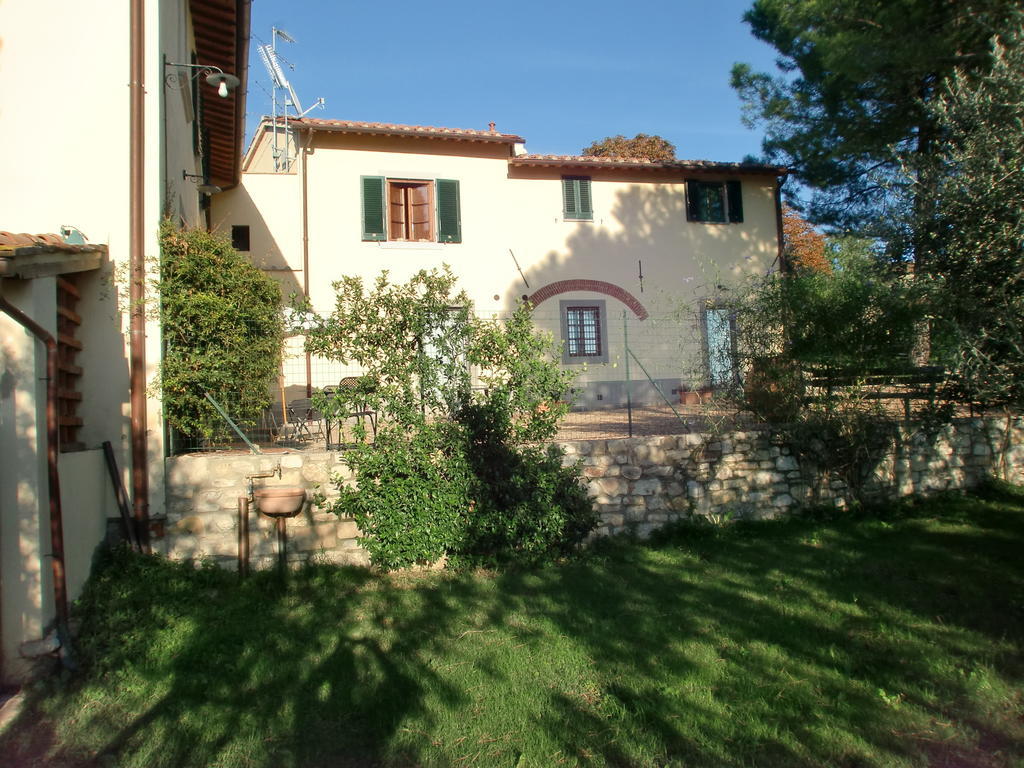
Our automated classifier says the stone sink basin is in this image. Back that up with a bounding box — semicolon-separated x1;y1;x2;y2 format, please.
254;487;306;518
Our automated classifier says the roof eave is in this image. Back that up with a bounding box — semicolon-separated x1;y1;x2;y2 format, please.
292;120;524;145
190;0;250;191
0;244;107;280
509;157;789;175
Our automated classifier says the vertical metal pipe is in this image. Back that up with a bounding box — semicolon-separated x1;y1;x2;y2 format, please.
129;0;150;551
302;134;312;398
0;297;70;638
276;517;287;576
774;175;787;273
237;497;250;577
623;310;633;438
301;131;311;299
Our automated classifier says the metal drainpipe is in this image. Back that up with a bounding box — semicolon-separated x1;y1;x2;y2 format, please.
0;295;71;650
129;0;150;551
302;131;312;397
774;174;788;274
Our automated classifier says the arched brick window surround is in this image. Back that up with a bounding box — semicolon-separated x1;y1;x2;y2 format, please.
528;279;648;320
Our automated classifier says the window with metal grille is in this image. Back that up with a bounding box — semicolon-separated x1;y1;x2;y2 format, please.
566;306;601;356
560;299;609;364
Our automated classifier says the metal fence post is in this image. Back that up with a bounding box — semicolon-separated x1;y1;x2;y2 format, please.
624;310;633;438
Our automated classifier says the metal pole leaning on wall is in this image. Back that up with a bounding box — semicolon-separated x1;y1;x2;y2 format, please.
628;350;688;430
204;392;261;454
623;310;633;438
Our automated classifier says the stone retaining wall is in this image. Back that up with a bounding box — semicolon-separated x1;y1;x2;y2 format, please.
161;417;1023;567
565;417;1023;538
163;451;366;570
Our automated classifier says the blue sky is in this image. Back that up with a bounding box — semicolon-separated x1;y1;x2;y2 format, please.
245;0;779;163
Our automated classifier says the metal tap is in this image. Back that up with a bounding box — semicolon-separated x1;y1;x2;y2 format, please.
245;461;281;499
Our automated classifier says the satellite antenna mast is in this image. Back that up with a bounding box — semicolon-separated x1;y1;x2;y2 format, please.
257;27;325;172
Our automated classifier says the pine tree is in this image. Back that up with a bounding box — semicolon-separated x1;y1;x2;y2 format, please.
732;0;1016;232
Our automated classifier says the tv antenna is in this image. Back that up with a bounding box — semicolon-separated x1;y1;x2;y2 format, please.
257;27;324;172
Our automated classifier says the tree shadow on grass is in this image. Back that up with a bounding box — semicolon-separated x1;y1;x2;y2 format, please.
2;553;501;768
3;487;1022;767
488;487;1024;766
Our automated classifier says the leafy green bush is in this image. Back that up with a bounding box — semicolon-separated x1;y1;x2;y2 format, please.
702;240;910;493
340;424;471;571
779;394;899;502
730;238;924;376
303;268;595;570
159;222;283;437
456;403;596;567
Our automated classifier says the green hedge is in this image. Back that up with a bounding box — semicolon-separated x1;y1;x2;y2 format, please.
158;222;283;438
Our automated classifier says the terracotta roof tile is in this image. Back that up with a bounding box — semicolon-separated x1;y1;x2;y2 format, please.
290;117;525;144
0;231;107;256
0;232;66;247
510;154;788;174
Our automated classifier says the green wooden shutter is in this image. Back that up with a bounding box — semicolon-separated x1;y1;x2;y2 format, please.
562;178;578;219
562;177;593;220
436;179;461;243
726;180;743;223
361;176;386;241
685;180;700;221
577;177;593;219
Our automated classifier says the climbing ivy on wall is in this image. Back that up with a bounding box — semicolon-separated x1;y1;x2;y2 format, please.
158;221;283;438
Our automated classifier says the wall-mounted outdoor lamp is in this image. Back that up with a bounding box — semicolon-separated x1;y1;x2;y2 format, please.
183;171;222;195
164;61;241;98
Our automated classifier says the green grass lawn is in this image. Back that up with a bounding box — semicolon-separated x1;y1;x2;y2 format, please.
5;484;1024;767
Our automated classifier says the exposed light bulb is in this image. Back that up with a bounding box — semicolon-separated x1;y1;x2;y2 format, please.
218;80;229;98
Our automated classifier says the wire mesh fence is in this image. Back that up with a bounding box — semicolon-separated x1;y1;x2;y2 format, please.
168;311;736;453
168;308;957;454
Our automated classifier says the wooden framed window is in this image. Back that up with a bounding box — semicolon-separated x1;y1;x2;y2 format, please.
686;180;743;223
361;176;462;243
388;180;434;241
560;299;609;364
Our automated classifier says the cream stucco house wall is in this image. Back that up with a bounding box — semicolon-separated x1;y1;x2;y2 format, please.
213;118;785;407
0;0;249;683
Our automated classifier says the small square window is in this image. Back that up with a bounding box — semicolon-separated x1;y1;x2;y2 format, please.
231;225;250;251
560;299;609;364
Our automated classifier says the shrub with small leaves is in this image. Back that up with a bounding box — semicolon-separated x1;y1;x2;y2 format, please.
159;222;283;438
337;423;471;571
303;268;595;570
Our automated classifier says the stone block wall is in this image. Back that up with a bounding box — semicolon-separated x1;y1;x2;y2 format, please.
163;452;366;569
565;417;1023;539
161;417;1023;567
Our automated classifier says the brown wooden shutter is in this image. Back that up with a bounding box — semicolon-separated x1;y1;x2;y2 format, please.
410;183;432;241
388;182;406;240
